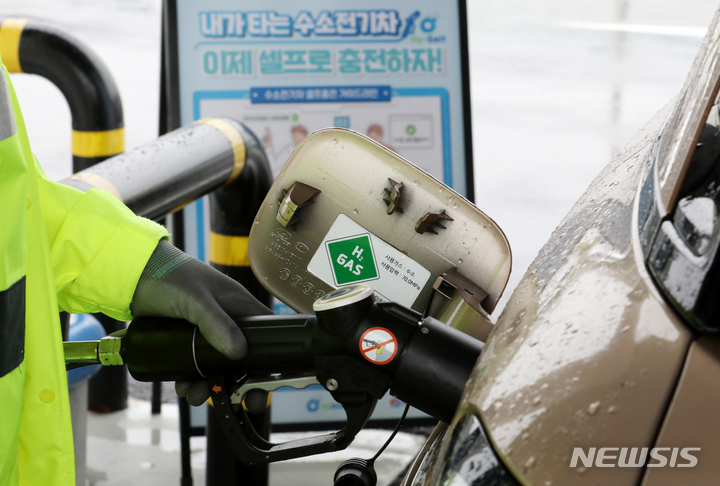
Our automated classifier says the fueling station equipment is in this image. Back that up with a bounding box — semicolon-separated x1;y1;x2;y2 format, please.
65;128;512;484
68;284;482;463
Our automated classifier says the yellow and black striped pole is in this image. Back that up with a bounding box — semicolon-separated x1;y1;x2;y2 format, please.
0;18;124;172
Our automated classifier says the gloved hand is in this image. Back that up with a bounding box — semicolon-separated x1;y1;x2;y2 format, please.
131;239;272;406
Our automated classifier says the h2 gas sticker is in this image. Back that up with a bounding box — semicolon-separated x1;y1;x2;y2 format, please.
326;234;379;285
359;327;397;365
307;214;431;308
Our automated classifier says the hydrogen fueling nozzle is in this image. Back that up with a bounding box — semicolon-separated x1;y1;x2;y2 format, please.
63;128;512;467
63;284;482;464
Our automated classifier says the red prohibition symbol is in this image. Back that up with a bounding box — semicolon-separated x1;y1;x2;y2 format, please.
359;327;398;365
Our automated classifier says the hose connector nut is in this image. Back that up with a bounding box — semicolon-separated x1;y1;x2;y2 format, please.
98;330;125;366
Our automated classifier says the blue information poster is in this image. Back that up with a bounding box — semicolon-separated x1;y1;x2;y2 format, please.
176;1;470;187
171;0;472;427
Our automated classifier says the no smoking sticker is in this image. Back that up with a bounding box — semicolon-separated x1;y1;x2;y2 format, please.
359;327;397;365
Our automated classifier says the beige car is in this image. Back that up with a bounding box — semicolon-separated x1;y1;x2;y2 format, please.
402;5;720;486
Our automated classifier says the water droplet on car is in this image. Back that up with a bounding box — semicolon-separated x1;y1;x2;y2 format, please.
352;209;358;215
587;401;600;415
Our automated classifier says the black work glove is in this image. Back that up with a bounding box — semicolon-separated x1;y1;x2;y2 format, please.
131;239;271;406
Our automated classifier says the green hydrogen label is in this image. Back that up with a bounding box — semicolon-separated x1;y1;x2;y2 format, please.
307;214;431;308
326;234;379;285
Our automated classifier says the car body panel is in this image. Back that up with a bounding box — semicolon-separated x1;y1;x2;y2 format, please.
459;102;692;486
641;337;720;485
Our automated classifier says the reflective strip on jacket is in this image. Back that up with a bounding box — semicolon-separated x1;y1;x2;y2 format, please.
0;61;168;485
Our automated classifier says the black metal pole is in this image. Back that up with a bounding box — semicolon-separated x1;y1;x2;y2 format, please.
151;382;163;415
154;0;183;419
178;396;194;486
206;123;274;486
158;3;196;483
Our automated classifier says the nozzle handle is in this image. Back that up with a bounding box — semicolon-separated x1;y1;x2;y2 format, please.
124;314;331;382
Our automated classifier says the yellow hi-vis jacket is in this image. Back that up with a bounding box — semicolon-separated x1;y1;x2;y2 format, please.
0;61;168;484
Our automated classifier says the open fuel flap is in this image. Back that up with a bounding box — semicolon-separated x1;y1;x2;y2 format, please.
248;128;511;340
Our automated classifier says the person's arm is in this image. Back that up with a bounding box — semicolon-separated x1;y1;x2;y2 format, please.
34;162;168;321
36;166;272;403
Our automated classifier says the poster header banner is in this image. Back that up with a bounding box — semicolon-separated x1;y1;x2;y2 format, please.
197;10;436;40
